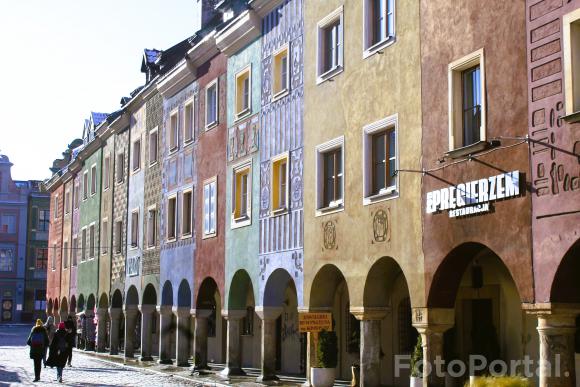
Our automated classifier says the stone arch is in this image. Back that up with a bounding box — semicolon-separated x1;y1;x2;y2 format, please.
126;286;139;306
228;269;255;310
161;281;173;306
550;238;580;303
47;298;53;315
177;279;192;308
197;277;220;309
98;293;108;309
142;284;157;305
69;295;76;314
53;298;59;315
78;294;85;312
263;268;295;307
309;264;349;308
60;297;68;315
363;256;410;308
111;289;123;308
86;294;96;312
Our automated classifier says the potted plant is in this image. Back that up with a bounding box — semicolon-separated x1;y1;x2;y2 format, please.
312;330;338;387
410;335;423;387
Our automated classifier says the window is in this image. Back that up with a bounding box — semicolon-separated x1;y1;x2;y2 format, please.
147;207;156;248
564;9;580;116
182;190;193;236
448;49;486;151
363;0;395;55
184;102;194;143
363;114;398;204
74;182;80;209
38;210;49;231
316;137;344;213
203;178;217;236
130;210;139;248
103;154;111;190
51;243;57;270
116;152;125;184
0;214;16;233
35;248;48;270
83;172;88;200
89;224;95;258
132;139;141;172
235;67;251;118
54;194;60;218
205;80;219;128
273;45;290;97
65;190;71;215
90;165;97;196
34;290;46;311
72;236;78;266
232;164;251;225
149;128;158;165
317;7;344;83
81;228;87;261
167;196;177;240
271;154;289;214
101;220;108;255
62;241;69;269
0;249;14;272
115;221;122;254
169;111;178;151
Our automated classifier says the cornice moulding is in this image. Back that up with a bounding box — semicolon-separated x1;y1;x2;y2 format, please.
216;10;261;57
157;60;196;98
187;32;219;68
109;112;130;133
249;0;285;18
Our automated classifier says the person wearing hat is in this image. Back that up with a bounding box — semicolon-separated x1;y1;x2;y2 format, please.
26;319;49;382
46;321;69;383
42;316;55;367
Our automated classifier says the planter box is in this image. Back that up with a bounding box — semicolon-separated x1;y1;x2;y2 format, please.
410;376;423;387
311;367;336;387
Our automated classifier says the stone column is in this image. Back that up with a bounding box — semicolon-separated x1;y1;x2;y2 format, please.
109;308;122;355
220;309;247;377
96;308;108;353
158;305;173;364
192;309;212;372
124;306;139;359
85;310;96;351
351;307;389;387
537;313;576;387
175;307;192;367
412;308;454;387
139;305;155;361
255;307;283;382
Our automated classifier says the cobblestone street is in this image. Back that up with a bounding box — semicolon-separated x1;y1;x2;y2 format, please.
0;325;200;387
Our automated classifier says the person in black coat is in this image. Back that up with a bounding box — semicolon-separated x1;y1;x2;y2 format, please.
26;319;49;382
64;315;76;366
46;322;69;383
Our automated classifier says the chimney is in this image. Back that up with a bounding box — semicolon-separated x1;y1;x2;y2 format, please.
192;0;218;33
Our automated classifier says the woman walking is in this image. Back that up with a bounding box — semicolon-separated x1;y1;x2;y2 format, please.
46;322;69;383
26;319;49;382
42;316;55;367
64;315;76;366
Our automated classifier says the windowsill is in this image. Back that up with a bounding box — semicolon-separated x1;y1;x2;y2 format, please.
363;36;396;59
181;233;193;240
168;147;178;155
315;201;344;217
132;167;141;174
205;121;219;131
235;109;251;122
166;237;177;243
232;214;251;229
149;161;158;168
562;110;580;123
317;65;343;85
146;245;156;250
272;88;289;102
270;207;288;217
445;140;492;159
363;186;398;206
202;232;217;240
183;139;194;147
129;245;138;250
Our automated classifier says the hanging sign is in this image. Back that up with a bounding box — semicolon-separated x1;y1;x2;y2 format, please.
426;171;521;218
299;312;332;333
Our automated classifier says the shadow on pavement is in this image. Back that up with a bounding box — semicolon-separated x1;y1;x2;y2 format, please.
0;365;22;386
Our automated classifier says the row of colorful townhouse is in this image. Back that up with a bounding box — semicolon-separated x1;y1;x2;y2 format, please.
44;0;580;386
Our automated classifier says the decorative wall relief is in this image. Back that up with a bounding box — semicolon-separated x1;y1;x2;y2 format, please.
322;220;337;251
260;162;271;217
291;36;303;89
292;251;303;278
371;208;391;243
237;123;247;158
249;117;259;153
261;56;273;105
228;127;237;161
290;148;303;209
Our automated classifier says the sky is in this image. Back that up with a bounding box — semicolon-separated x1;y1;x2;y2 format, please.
0;1;196;181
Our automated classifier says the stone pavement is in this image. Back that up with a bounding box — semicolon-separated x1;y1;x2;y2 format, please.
0;324;204;386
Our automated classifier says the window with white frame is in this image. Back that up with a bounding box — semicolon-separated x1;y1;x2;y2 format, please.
65;189;71;215
62;241;69;269
82;171;88;200
35;248;47;270
38;210;49;231
448;49;486;151
101;219;108;255
363;0;395;54
34;289;46;312
90;165;97;195
53;195;59;219
51;243;57;270
103;154;111;190
74;182;80;209
130;210;139;248
205;80;219;128
114;220;122;254
149;128;158;165
147;207;156;248
182;189;193;236
116;152;125;184
203;178;217;236
184;101;194;143
132;138;141;172
273;45;290;97
270;154;289;213
363;114;398;203
235;67;251;118
0;249;14;272
563;9;580;116
317;7;344;83
316;136;344;212
81;228;87;261
169;111;178;151
89;224;95;258
232;163;251;224
71;236;77;266
167;195;177;240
